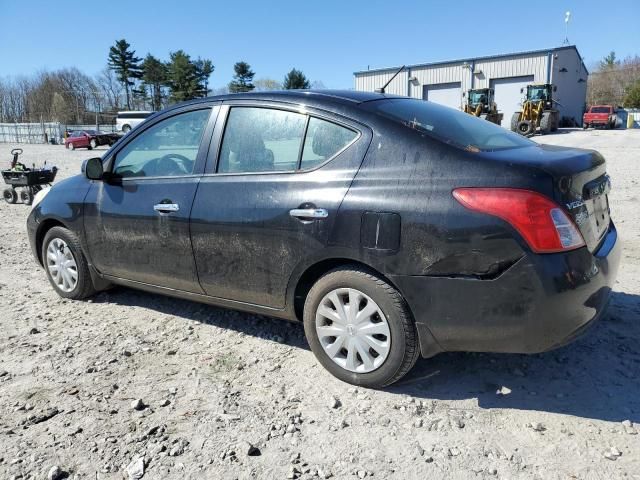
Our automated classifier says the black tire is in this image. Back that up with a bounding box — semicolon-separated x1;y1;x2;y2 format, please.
540;112;552;134
303;266;420;388
517;120;535;136
42;226;97;300
122;124;131;133
510;112;520;132
583;123;589;130
89;138;98;149
3;188;17;204
69;142;75;151
20;189;33;205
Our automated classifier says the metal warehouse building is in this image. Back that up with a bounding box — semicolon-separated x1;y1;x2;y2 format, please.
354;46;589;128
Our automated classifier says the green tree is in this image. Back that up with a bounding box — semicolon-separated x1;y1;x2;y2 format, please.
283;68;310;89
141;54;167;111
228;61;255;93
165;50;200;103
624;80;640;108
194;58;214;97
600;51;619;70
107;39;142;109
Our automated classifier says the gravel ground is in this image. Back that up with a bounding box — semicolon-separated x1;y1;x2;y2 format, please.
0;129;639;480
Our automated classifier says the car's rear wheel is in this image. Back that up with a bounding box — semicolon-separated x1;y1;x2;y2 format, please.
303;266;419;388
69;142;75;150
42;226;96;300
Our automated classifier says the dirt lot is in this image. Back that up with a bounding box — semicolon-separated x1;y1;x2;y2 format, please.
0;129;639;480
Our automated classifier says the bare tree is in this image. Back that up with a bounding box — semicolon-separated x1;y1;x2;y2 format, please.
587;54;640;106
254;78;282;91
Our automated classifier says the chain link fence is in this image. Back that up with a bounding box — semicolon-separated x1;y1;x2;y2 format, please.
0;123;118;144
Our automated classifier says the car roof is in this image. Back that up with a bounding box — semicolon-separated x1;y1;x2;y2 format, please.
168;89;404;111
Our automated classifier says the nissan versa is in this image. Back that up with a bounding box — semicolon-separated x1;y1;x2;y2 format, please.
27;90;620;388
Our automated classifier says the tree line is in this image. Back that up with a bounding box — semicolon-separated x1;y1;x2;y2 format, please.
0;38;317;124
587;51;640;108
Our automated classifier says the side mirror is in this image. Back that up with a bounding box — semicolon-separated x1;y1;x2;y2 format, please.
85;157;104;180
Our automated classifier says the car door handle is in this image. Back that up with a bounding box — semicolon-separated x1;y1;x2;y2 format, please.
289;208;329;220
154;203;180;213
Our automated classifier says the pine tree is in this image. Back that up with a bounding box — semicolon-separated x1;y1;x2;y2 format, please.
600;51;619;70
194;58;214;97
107;39;142;109
165;50;200;103
228;62;255;93
283;68;310;90
624;80;640;108
141;54;167;111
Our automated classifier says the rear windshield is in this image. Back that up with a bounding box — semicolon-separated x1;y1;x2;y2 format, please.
590;106;611;113
363;98;533;152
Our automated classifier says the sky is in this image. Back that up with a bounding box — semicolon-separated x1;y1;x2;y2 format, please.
0;0;638;89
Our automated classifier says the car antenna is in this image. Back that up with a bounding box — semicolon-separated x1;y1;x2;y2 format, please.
375;65;405;94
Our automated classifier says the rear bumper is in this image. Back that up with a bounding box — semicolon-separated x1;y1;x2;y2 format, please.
391;222;621;357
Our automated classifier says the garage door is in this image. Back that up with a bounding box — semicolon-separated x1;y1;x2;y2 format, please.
423;82;462;109
490;76;534;128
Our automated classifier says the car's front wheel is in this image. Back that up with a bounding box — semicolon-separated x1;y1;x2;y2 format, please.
303;266;419;388
42;226;96;300
89;138;97;149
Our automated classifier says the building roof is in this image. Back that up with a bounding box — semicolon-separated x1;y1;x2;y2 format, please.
354;45;588;76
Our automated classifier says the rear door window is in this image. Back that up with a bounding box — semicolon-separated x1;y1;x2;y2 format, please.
218;107;307;173
301;118;358;170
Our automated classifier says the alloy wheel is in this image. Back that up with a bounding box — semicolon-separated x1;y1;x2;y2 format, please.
315;288;391;373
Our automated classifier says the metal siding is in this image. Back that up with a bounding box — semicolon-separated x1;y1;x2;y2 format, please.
474;54;547;88
354;52;554;115
550;48;588;125
354;70;408;96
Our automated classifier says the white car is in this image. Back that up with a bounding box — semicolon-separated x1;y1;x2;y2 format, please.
116;111;153;133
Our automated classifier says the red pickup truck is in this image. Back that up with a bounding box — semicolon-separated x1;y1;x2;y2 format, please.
583;105;617;129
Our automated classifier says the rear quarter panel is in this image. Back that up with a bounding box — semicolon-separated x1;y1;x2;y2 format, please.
332;118;552;278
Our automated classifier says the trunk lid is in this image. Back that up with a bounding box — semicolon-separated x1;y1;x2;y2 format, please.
585;113;610;122
483;144;611;253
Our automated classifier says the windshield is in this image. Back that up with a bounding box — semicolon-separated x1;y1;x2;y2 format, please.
528;86;548;101
591;106;610;113
364;98;533;152
468;91;488;105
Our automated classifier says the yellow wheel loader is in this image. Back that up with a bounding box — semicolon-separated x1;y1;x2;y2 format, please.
510;84;560;136
463;88;503;125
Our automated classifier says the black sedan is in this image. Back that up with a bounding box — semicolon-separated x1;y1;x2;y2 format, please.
27;90;620;388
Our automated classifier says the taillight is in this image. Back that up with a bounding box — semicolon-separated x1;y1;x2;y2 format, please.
452;188;585;253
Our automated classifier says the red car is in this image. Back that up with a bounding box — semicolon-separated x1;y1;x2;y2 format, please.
583;105;617;129
65;130;119;150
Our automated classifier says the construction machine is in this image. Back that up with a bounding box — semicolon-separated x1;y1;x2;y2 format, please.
463;88;503;125
510;84;560;136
